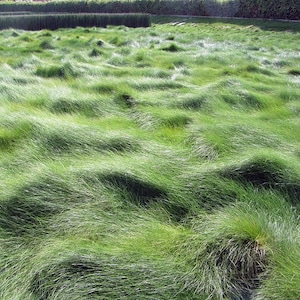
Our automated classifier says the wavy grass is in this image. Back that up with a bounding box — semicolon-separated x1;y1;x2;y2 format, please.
0;17;299;300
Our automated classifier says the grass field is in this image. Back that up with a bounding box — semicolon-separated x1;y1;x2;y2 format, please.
0;16;299;299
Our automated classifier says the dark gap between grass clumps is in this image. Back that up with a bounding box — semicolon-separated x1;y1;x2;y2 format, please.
49;98;104;117
79;170;189;221
98;172;167;206
160;114;192;128
0;176;90;237
288;69;300;76
220;156;300;205
37;127;139;155
114;92;136;108
0;197;63;237
30;254;192;299
161;43;181;52
35;63;78;79
98;172;189;221
177;94;209;110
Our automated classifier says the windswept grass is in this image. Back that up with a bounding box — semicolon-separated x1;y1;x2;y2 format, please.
0;17;299;300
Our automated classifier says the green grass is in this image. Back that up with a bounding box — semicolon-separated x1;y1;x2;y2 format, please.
0;17;299;299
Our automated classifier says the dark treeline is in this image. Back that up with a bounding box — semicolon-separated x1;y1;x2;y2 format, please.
237;0;299;20
0;0;298;20
0;0;205;16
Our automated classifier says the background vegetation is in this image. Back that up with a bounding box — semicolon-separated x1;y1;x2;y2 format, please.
0;15;299;300
0;13;151;30
0;0;299;20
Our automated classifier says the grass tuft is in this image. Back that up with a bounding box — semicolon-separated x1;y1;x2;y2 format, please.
161;43;181;52
36;63;78;79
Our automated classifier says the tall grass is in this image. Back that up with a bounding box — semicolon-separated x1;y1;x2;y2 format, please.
0;17;299;300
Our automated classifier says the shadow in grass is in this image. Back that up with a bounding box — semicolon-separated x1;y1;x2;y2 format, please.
0;197;62;237
177;94;209;110
30;254;198;300
0;176;89;237
114;92;136;108
49;98;104;117
98;172;167;206
220;155;300;206
161;43;181;52
288;69;300;76
37;127;140;155
160;114;192;128
35;63;78;79
83;171;189;221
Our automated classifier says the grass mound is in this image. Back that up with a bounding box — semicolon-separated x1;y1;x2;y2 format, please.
178;198;299;300
177;171;244;211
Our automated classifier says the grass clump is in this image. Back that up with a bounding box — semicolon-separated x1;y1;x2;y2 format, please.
35;63;78;79
88;48;103;57
39;39;54;50
178;196;299;300
161;43;181;52
0;119;33;151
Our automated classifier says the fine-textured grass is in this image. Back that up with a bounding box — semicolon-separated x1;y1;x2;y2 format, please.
0;16;299;300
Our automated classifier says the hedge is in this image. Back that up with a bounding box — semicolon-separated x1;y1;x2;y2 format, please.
0;13;151;30
0;0;298;20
